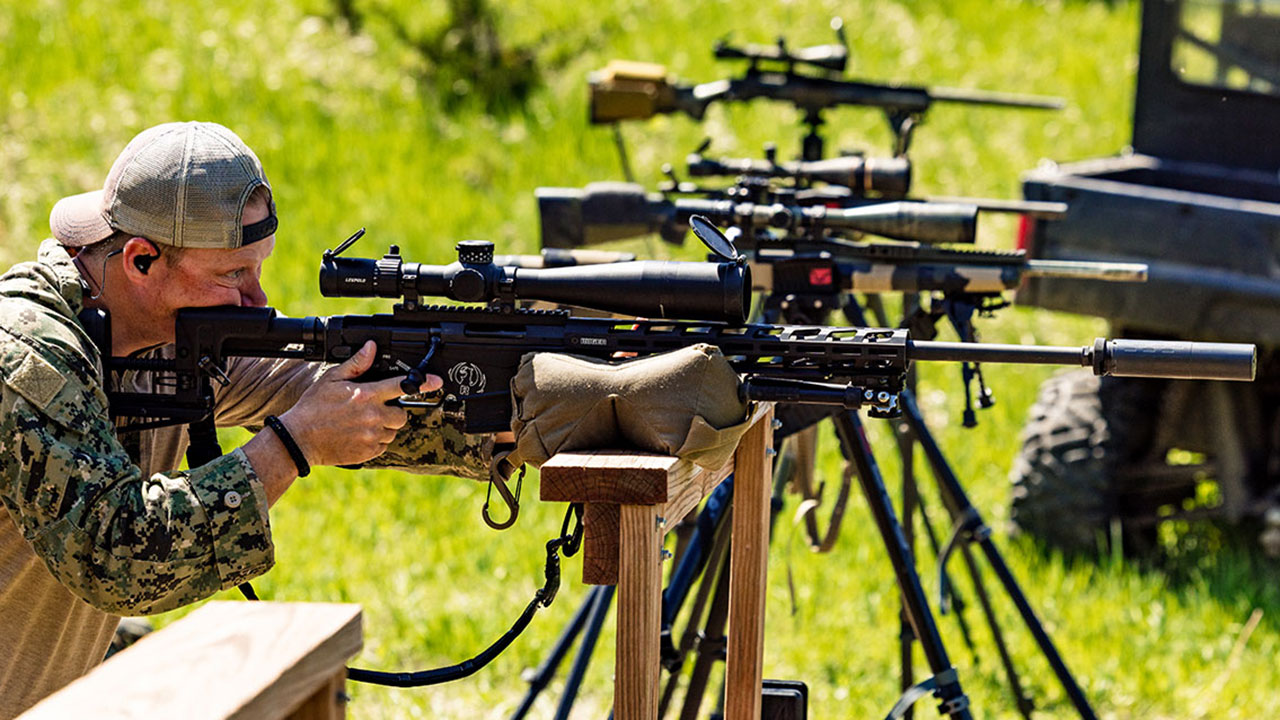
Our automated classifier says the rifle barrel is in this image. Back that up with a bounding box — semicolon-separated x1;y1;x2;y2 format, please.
924;196;1068;220
926;86;1065;110
1024;260;1148;283
908;339;1254;381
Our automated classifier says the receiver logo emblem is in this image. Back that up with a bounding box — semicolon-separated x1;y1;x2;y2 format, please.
448;362;487;395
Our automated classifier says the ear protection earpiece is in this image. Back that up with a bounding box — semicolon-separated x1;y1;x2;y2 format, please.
133;254;158;274
130;238;161;275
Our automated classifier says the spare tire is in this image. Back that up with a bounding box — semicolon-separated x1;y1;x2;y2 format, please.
1010;369;1162;554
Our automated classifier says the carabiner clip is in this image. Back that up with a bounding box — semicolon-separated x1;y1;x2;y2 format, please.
483;463;523;530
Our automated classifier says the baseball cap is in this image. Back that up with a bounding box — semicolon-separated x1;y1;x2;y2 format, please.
50;121;277;249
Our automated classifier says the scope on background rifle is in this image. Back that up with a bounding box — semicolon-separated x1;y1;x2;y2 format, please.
686;151;914;198
680;148;1069;220
537;182;978;247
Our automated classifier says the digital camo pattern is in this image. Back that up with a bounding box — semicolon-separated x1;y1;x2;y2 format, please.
0;241;273;615
366;407;494;480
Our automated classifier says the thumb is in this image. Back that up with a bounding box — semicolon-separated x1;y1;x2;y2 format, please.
326;340;377;381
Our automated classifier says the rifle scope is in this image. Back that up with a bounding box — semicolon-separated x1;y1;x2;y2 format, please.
687;154;912;197
537;182;976;249
319;240;750;323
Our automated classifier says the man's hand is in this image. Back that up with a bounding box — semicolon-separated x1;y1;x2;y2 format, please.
279;340;440;467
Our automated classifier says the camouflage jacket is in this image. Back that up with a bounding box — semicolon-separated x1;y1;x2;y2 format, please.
0;240;493;617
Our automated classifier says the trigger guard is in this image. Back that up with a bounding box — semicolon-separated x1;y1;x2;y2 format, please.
390;393;444;409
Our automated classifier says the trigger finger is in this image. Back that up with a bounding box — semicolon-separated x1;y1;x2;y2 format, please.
419;374;443;393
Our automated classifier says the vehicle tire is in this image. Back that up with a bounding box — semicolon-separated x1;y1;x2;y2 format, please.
1009;369;1162;554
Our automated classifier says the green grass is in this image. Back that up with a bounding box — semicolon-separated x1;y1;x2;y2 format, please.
5;0;1280;718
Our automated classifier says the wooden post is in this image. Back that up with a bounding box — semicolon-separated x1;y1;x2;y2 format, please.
616;503;664;719
726;404;774;720
17;602;361;720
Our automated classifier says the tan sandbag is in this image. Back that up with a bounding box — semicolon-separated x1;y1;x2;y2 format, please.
506;344;751;472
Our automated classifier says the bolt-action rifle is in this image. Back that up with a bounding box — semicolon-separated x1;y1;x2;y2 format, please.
88;227;1252;529
589;23;1063;158
536;182;1139;292
538;181;981;247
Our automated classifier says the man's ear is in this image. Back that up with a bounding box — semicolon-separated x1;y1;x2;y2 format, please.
120;237;162;282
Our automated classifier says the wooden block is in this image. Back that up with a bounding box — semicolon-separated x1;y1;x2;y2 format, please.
579;460;734;585
615;503;663;720
582;502;622;585
726;404;774;720
287;671;346;720
661;462;734;530
540;451;681;504
19;602;362;720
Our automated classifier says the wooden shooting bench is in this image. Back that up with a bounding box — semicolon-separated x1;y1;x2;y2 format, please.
18;601;362;720
539;403;776;720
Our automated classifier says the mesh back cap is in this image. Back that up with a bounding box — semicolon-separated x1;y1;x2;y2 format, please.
50;122;273;249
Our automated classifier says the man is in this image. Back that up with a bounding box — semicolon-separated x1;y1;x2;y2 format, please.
0;122;493;717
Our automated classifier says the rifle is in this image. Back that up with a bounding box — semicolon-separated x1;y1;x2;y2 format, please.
91;228;1253;529
589;29;1062;158
536;183;1139;292
537;182;980;247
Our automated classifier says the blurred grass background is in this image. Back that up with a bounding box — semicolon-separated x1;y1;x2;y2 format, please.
4;0;1280;718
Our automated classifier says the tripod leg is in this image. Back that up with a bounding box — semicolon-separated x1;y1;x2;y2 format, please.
898;423;919;720
660;506;734;717
900;391;1098;720
956;542;1035;720
912;491;980;660
509;585;602;720
832;411;973;720
678;549;733;720
553;585;616;720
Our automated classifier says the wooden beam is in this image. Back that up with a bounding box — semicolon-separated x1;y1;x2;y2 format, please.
18;602;362;720
725;404;774;720
615;503;664;720
541;450;682;504
660;462;734;530
582;502;622;585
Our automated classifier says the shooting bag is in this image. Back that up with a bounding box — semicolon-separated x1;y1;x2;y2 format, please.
504;343;752;472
